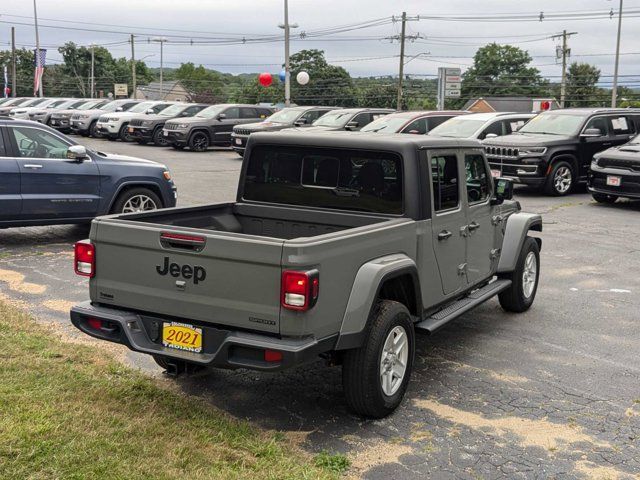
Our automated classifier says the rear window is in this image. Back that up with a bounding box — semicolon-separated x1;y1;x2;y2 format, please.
243;146;403;214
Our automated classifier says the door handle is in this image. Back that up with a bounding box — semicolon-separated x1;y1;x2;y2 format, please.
468;221;480;232
24;164;43;169
602;143;612;147
438;230;452;241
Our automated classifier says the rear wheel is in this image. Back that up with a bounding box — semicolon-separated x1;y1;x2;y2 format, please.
498;236;540;313
342;300;415;418
544;161;574;196
592;192;618;204
111;188;162;214
189;131;210;152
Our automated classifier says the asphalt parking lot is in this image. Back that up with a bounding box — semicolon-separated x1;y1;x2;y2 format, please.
1;138;639;479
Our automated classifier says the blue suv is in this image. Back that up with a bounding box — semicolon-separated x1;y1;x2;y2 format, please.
0;118;177;228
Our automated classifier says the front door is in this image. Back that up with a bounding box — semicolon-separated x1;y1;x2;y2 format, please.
579;116;611;179
0;128;21;221
213;106;241;145
7;125;100;219
464;151;495;284
429;151;468;295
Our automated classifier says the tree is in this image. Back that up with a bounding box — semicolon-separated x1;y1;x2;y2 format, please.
461;44;548;102
0;48;36;97
174;62;225;103
565;62;602;107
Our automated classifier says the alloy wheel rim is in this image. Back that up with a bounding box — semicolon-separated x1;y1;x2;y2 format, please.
522;251;537;299
193;135;208;150
380;325;409;397
554;166;572;193
122;195;158;213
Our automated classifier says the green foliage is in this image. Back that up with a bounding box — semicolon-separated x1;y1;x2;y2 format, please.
565;62;603;107
314;451;350;474
0;48;36;96
173;62;226;103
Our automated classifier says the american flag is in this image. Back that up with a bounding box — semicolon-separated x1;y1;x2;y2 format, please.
33;48;46;96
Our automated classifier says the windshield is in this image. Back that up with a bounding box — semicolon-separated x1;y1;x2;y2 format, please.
128;101;155;113
266;108;304;124
21;98;48;107
196;105;226;119
518;113;587;135
361;115;410;133
159;104;187;117
78;100;104;110
313;110;355;128
429;118;487;138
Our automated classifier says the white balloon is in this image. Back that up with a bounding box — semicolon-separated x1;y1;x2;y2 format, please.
296;71;310;85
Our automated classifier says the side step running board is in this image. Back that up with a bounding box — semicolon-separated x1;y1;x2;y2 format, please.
415;279;512;334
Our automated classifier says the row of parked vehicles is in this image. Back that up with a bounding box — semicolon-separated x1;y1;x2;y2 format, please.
1;95;639;203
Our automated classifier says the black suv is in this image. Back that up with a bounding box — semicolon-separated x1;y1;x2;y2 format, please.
588;134;640;203
230;105;336;156
484;108;640;195
163;104;274;152
129;103;208;146
302;108;395;133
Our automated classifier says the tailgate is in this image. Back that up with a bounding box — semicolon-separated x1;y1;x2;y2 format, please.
90;220;284;334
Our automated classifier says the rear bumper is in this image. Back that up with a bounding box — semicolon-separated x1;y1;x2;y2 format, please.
70;301;336;371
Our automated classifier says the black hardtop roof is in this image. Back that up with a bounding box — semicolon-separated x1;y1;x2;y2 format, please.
249;130;482;151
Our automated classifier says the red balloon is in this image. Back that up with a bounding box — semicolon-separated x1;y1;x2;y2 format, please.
258;73;273;87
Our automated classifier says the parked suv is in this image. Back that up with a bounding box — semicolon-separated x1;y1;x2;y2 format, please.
163;104;273;151
30;99;89;125
129;103;208;146
429;112;535;141
0;118;177;228
230;106;336;156
484;108;640;195
50;99;109;133
9;98;64;119
303;108;394;132
97;101;176;141
588;134;640;203
71;99;141;137
361;110;466;135
0;97;48;116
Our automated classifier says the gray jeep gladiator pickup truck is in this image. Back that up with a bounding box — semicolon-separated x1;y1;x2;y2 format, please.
70;131;542;418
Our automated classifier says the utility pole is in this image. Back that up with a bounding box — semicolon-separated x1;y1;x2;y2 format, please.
33;0;43;97
90;44;95;99
11;27;16;97
386;13;420;111
152;37;167;97
131;34;136;99
279;0;298;107
552;30;577;108
611;0;623;107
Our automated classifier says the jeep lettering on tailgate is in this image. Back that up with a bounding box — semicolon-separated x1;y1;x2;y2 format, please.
156;257;206;284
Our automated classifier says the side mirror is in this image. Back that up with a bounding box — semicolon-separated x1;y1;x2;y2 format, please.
145;108;155;114
485;133;498;139
581;128;603;138
294;118;307;126
344;121;359;131
67;145;88;161
491;177;514;205
115;107;124;112
217;113;227;120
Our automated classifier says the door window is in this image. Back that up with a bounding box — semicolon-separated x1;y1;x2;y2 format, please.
240;108;258;119
402;118;428;134
183;105;205;116
464;154;490;203
479;121;503;139
224;107;240;119
506;119;527;134
609;116;635;135
9;127;71;159
351;113;371;128
427;115;452;131
0;128;6;156
584;117;608;136
152;104;171;113
300;110;325;124
431;154;459;212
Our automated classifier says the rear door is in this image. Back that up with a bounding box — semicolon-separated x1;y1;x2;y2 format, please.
0;128;21;220
608;115;636;147
429;150;468;295
6;124;100;219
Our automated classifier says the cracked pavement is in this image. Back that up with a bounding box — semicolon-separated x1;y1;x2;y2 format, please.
1;138;639;479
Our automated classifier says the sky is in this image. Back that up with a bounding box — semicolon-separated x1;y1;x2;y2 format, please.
2;0;640;87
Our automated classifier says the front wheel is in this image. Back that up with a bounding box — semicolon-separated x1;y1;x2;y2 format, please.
111;188;162;214
592;192;618;204
119;123;133;142
153;127;169;146
342;300;415;418
544;161;574;196
89;120;99;137
189;131;210;152
498;236;540;313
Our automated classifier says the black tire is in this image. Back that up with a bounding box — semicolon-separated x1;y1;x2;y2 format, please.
544;160;574;196
498;237;540;313
592;192;618;204
136;139;148;145
342;300;415;418
88;120;99;137
189;131;210;152
153;127;169;146
171;144;185;150
110;187;163;214
118;123;133;142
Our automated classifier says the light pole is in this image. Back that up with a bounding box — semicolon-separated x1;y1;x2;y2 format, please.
33;0;43;97
152;37;167;98
278;0;298;107
611;0;623;107
90;44;95;99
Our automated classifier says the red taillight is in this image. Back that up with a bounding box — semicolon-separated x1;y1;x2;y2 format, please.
281;270;319;311
264;349;283;362
74;241;95;277
87;318;102;330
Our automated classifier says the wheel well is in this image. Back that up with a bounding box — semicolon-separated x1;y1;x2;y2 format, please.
548;153;578;175
189;128;211;141
110;184;164;212
378;273;419;316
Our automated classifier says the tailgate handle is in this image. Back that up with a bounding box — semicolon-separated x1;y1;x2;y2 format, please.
160;232;206;252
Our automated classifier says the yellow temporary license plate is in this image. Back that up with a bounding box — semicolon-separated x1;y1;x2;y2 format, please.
162;322;203;353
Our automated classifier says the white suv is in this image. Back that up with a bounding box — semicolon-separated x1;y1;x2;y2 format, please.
428;112;535;140
96;101;177;141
